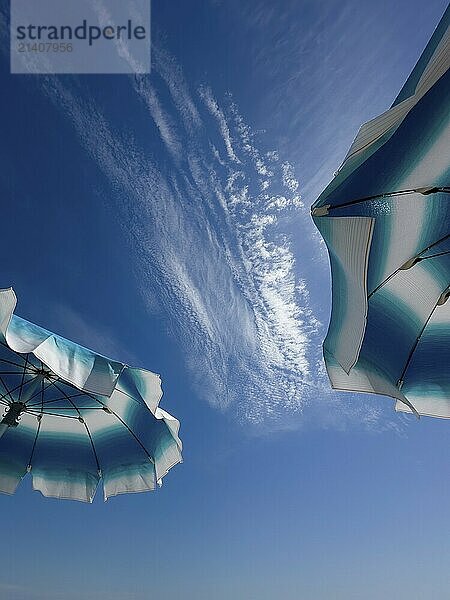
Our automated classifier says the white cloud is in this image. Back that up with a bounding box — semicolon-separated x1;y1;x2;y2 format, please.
199;86;241;163
153;46;202;132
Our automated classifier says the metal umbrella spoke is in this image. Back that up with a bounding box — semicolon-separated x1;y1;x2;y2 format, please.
26;392;86;408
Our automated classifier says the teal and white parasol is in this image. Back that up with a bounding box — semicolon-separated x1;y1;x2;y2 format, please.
312;6;450;418
0;288;182;501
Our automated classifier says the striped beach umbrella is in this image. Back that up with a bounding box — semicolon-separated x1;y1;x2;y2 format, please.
312;6;449;418
0;288;182;501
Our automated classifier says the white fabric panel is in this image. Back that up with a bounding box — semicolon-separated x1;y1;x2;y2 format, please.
29;336;122;397
155;407;183;451
5;319;50;354
36;412;87;435
82;355;123;397
103;462;156;500
32;336;94;390
123;368;163;413
324;216;374;372
395;397;450;418
0;470;22;495
78;408;115;436
154;441;183;483
32;470;99;502
325;351;415;414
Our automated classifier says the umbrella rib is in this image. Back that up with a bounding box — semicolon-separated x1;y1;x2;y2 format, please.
325;186;449;213
0;349;36;371
50;382;86;416
421;250;450;260
368;234;450;298
27;378;44;471
28;405;104;411
0;377;37;405
113;387;148;407
0;374;15;404
27;393;85;409
397;291;446;387
24;380;58;405
80;390;155;464
18;354;29;402
109;411;155;464
0;371;36;375
50;381;101;473
84;421;101;474
26;409;82;419
41;376;44;415
50;383;107;411
83;384;153;412
27;418;42;470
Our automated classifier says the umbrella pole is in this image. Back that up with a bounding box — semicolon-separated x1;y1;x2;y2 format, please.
0;423;8;439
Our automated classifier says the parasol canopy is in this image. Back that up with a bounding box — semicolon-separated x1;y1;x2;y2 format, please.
0;288;182;501
312;6;450;418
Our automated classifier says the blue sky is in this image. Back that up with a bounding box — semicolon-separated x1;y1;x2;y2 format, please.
0;0;449;598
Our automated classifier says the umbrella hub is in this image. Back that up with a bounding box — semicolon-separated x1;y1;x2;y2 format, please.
1;402;26;428
34;367;53;380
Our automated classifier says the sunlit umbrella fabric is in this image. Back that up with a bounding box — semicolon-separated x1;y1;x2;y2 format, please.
311;7;450;418
0;288;182;501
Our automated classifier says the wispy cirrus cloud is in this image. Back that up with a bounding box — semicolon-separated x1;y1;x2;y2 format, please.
199;86;241;163
34;67;323;426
